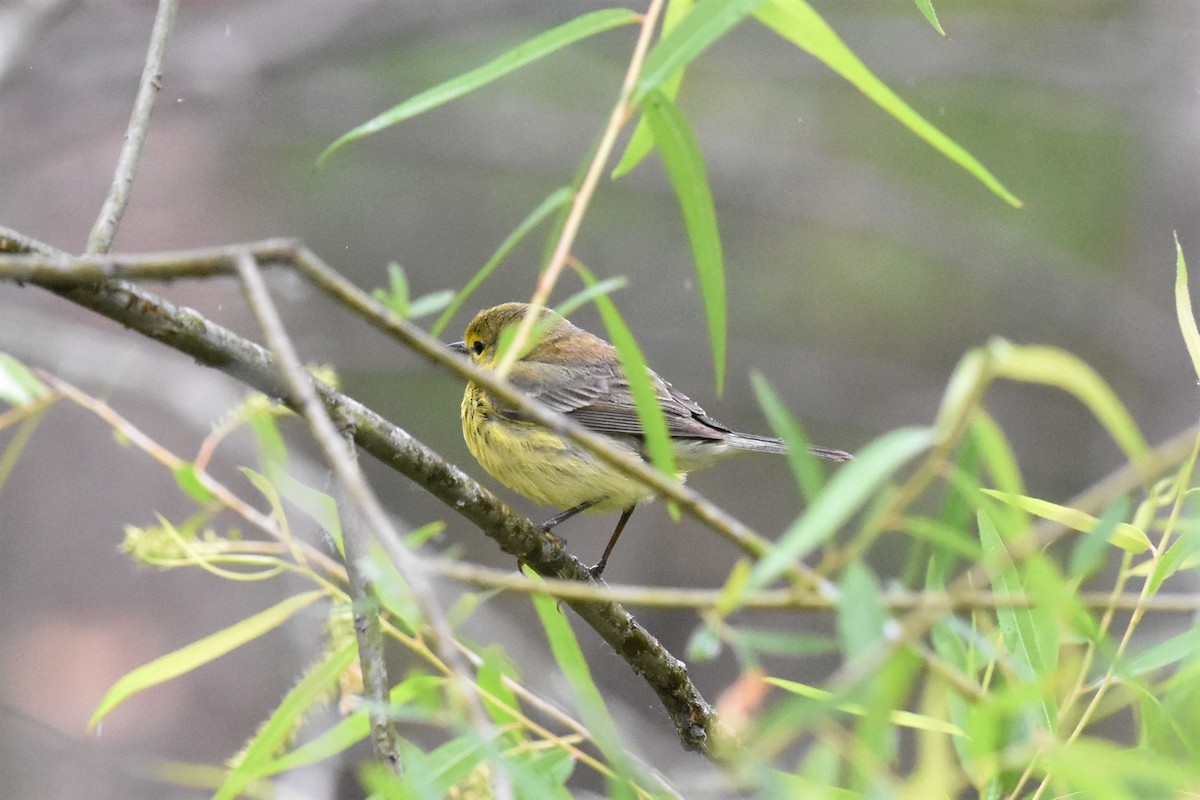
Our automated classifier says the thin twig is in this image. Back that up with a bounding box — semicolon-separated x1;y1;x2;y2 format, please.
36;370;347;581
86;0;179;254
430;558;1200;613
233;252;407;771
495;0;667;379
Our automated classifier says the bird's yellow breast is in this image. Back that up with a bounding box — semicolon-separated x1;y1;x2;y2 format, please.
461;384;659;512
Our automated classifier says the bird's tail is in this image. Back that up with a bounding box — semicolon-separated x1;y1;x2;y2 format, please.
727;432;852;462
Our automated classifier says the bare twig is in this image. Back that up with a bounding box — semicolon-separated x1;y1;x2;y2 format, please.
233;252;419;773
496;0;667;378
85;0;179;254
36;370;347;581
430;558;1200;613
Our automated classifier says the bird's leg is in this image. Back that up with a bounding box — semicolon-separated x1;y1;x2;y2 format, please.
522;501;597;574
589;506;635;580
537;501;595;533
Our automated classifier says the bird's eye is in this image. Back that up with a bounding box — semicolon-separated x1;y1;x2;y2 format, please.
471;340;486;356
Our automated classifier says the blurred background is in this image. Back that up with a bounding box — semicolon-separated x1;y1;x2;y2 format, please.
1;0;1197;797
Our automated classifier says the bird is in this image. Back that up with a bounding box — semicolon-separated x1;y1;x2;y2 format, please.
449;302;851;579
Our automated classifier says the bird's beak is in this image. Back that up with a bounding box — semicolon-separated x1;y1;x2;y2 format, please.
448;341;469;356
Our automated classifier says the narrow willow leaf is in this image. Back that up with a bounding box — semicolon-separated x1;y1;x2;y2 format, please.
734;628;838;658
431;186;574;337
641;90;727;392
635;0;767;100
408;290;455;320
266;464;345;556
755;0;1021;207
903;516;982;559
576;266;676;482
977;509;1057;730
0;352;48;406
373;262;410;317
248;414;289;469
750;371;823;502
612;0;694;178
981;489;1150;554
987;339;1148;461
1068;498;1130;580
686;621;723;662
529;570;634;780
1124;620;1200;678
89;591;326;729
914;0;946;36
260;674;444;777
318;9;639;164
765;677;965;736
476;646;522;732
1175;233;1200;383
215;641;357;800
1042;738;1193;798
748;426;934;591
553;276;628;320
970;411;1025;498
836;562;888;660
172;463;214;504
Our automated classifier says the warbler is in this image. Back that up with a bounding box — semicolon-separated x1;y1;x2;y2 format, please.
450;302;851;578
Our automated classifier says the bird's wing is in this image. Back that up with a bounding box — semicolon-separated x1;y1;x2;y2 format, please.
502;361;729;441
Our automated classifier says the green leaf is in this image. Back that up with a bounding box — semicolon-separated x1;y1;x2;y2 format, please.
836;562;889;661
476;646;523;732
173;463;214;504
1042;737;1194;799
981;489;1150;554
977;509;1057;730
373;262;410;317
407;290;455;320
265;464;345;557
686;621;723;662
249;414;289;469
635;0;767;100
89;591;326;729
0;352;48;406
748;426;934;591
529;569;634;782
611;0;694;178
765;677;964;736
1175;233;1200;384
986;339;1148;462
215;641;357;800
261;673;444;777
576;266;677;483
751;371;823;502
903;515;983;560
754;0;1021;207
970;411;1025;499
913;0;946;36
431;186;574;337
318;9;639;164
1124;620;1200;678
1067;498;1130;580
552;276;628;320
641;90;727;392
735;628;837;658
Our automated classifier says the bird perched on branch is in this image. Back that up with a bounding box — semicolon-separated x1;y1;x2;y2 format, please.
450;302;851;579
